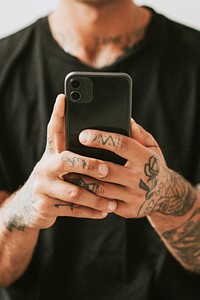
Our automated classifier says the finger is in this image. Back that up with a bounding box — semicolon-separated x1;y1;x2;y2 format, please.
46;94;66;154
65;173;130;201
44;150;110;180
42;148;134;188
42;178;117;213
79;129;153;162
130;118;158;147
33;196;108;220
53;201;108;219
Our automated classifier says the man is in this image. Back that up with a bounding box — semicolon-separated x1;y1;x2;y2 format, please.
0;0;200;299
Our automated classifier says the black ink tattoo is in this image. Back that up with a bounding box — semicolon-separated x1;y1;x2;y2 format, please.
46;138;54;154
139;155;160;200
94;28;145;51
67;176;99;194
162;208;200;272
5;216;26;232
92;134;120;148
4;177;39;232
154;172;196;216
95;35;122;47
63;156;88;169
138;155;196;217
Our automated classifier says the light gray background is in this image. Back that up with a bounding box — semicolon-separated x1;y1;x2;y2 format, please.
0;0;199;38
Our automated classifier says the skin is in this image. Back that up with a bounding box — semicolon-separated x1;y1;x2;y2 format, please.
48;0;151;67
0;0;200;288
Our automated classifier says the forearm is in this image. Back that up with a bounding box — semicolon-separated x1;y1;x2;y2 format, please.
147;170;200;273
0;192;39;287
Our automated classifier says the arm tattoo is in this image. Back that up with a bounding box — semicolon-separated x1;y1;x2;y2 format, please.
162;208;200;272
5;215;26;232
138;155;196;217
3;177;39;232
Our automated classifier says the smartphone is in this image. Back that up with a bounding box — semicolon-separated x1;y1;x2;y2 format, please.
65;71;132;165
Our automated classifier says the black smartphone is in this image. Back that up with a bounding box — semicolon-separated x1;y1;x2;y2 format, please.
65;71;132;165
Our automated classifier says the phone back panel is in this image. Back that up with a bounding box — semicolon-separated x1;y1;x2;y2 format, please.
65;72;132;165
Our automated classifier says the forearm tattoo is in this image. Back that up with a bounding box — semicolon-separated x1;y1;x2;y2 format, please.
138;155;200;271
162;208;200;272
3;177;39;232
138;155;196;217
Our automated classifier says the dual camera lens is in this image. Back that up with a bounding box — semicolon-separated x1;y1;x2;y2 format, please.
70;79;81;102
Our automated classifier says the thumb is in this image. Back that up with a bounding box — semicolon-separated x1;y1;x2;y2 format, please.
130;118;158;148
46;94;66;154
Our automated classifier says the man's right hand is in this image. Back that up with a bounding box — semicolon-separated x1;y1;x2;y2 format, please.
2;94;117;232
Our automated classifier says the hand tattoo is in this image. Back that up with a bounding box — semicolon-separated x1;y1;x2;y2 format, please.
92;134;120;148
62;156;88;169
54;176;100;211
138;155;196;217
46;138;54;154
67;176;100;194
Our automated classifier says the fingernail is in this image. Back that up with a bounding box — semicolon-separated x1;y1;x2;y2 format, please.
108;201;117;212
79;131;89;143
98;164;108;176
102;212;108;218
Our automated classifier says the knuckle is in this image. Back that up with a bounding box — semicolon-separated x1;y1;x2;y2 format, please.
84;207;100;219
95;197;105;210
96;184;105;197
84;158;94;171
117;136;129;152
67;186;81;203
87;208;97;218
34;200;44;213
34;197;48;213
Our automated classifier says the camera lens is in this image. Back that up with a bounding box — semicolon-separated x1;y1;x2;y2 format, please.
70;91;81;102
70;79;81;89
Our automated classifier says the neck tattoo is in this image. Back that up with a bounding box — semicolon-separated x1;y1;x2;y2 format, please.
52;7;145;55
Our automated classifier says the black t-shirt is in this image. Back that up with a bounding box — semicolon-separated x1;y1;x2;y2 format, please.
0;9;200;300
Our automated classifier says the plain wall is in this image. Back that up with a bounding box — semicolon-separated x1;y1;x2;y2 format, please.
0;0;200;38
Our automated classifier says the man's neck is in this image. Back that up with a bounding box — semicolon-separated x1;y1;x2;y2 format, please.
48;0;151;68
